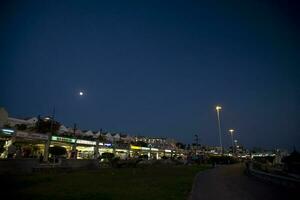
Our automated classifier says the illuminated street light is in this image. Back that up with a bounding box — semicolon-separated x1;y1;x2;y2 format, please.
229;129;235;154
215;105;223;154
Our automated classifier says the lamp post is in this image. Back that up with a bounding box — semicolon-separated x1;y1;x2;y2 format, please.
216;106;223;154
229;129;234;155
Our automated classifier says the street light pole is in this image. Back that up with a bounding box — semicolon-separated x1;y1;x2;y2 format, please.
216;106;223;154
229;129;234;154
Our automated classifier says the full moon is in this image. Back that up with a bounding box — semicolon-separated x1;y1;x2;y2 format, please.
79;91;84;96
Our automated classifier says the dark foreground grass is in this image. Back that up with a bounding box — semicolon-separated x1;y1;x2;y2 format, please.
11;165;210;200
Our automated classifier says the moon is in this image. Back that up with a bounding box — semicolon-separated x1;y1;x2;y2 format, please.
79;91;84;96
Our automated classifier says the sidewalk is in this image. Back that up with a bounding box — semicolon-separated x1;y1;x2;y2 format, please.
189;163;297;200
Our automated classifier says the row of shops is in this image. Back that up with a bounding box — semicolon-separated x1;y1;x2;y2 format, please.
0;128;182;160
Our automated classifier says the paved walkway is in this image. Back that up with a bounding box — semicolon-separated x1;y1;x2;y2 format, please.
189;163;297;200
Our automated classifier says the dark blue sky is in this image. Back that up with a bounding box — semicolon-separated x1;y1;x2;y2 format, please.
1;0;299;150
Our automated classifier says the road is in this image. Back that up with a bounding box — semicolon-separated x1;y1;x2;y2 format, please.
189;163;297;200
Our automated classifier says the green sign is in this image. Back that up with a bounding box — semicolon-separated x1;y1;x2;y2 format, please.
51;136;75;143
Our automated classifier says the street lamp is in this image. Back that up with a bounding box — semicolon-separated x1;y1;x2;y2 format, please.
215;106;223;154
229;129;234;154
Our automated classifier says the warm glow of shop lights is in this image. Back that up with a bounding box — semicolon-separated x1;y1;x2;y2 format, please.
116;149;128;152
130;145;141;150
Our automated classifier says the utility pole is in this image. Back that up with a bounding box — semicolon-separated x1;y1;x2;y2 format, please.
44;107;55;162
72;123;77;159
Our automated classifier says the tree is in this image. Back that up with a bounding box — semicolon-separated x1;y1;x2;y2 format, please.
16;124;27;130
35;118;60;133
97;134;106;142
176;142;186;149
187;144;191;150
282;150;300;174
3;124;12;129
0;140;5;153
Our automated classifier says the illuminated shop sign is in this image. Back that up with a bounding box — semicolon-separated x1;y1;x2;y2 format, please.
151;148;159;151
1;129;15;135
130;146;153;151
51;136;75;143
104;143;112;147
165;149;172;153
130;145;141;150
76;139;96;146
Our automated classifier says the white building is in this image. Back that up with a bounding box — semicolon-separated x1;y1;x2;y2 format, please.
58;125;68;135
93;131;101;139
7;117;38;128
120;134;133;143
113;133;121;141
83;130;94;137
104;132;114;142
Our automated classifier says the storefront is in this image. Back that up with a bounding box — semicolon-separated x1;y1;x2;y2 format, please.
51;136;75;158
76;139;96;159
14;131;48;158
150;148;159;159
130;145;160;159
98;143;113;156
50;136;118;159
115;149;129;159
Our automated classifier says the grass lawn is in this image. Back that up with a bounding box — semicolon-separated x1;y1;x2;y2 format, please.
11;165;210;200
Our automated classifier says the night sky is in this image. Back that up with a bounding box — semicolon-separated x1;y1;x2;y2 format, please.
1;1;299;150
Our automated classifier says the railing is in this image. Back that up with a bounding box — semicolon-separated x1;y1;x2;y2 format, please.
246;162;300;188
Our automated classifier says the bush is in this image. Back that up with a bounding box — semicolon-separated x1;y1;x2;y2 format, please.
138;155;148;160
253;156;275;164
